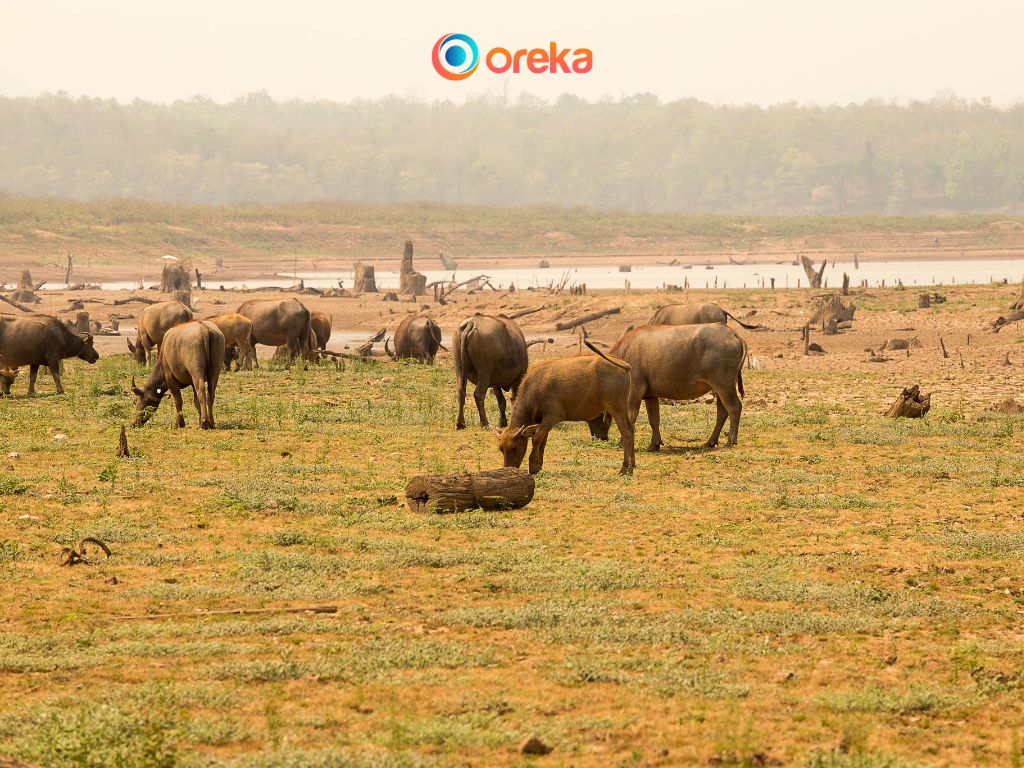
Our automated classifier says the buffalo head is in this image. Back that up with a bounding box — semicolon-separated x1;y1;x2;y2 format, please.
496;423;540;470
131;374;165;426
77;333;100;364
587;413;612;441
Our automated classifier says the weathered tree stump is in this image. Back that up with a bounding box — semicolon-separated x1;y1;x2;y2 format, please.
399;240;426;296
811;294;856;326
918;292;931;308
885;385;931;418
800;255;826;289
75;311;90;333
354;261;378;293
160;263;192;292
172;289;192;309
404;468;535;514
842;273;850;296
117;425;130;458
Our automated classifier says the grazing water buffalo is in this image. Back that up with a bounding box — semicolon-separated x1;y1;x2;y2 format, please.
128;300;194;365
649;302;760;330
132;320;225;429
204;313;256;371
0;313;99;395
454;313;528;429
588;323;746;450
497;341;635;475
311;311;332;350
237;298;312;367
0;367;17;396
386;315;442;364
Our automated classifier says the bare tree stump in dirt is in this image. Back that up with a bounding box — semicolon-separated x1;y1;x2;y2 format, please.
160;263;192;292
354;262;378;293
172;289;192;310
800;255;826;289
404;468;535;514
842;273;850;296
399;241;426;296
75;311;90;334
117;426;130;458
823;319;838;336
939;337;950;358
918;293;931;308
885;385;931;418
811;294;856;326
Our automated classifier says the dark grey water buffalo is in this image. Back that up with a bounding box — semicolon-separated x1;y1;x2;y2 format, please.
386;315;442;364
132;320;225;429
0;313;99;395
236;298;312;367
128;300;194;365
0;366;17;396
588;323;746;450
497;341;635;475
203;313;257;371
649;302;760;329
454;313;529;429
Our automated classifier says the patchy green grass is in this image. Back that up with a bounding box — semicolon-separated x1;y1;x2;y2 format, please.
1;306;1023;767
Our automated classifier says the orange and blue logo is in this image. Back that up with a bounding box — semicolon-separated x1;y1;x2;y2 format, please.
432;34;592;80
432;33;480;81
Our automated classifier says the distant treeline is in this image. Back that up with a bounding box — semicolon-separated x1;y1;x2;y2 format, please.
1;92;1023;213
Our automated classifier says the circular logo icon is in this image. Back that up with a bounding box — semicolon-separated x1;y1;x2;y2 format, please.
432;33;479;80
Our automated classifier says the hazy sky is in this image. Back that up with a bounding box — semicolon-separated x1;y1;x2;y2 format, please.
2;0;1022;106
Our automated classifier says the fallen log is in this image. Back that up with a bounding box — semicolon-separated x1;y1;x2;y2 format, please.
404;467;535;514
885;384;931;418
555;307;620;331
526;338;554;348
0;294;33;312
506;306;544;320
113;296;158;306
355;327;386;356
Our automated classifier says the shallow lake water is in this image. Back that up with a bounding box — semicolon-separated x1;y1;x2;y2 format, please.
18;257;1024;292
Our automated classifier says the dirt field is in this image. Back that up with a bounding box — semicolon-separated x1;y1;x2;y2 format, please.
1;282;1024;767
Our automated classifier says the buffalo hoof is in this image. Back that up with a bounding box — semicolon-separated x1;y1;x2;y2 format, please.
646;443;662;453
703;441;718;449
176;418;186;429
619;467;634;476
456;422;466;430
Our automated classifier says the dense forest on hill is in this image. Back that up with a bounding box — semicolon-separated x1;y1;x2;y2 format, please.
1;92;1023;213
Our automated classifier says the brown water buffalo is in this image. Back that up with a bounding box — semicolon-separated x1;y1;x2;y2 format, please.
386;315;442;364
454;313;528;429
132;320;225;429
127;300;194;365
0;367;17;396
236;298;312;367
311;311;332;350
0;313;99;395
204;313;256;371
649;302;760;329
497;341;635;475
588;323;746;450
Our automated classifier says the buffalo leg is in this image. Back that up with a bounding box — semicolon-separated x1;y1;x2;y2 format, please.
527;420;556;475
472;375;492;428
48;359;64;395
169;384;185;428
28;365;39;396
644;397;662;452
720;386;743;446
455;373;468;429
493;388;508;428
706;396;729;448
611;409;636;475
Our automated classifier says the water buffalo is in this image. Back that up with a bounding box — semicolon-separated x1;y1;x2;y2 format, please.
311;311;332;350
649;302;760;329
132;320;225;429
497;341;635;475
0;313;99;395
454;313;528;429
0;367;17;396
237;298;312;367
386;315;442;364
204;313;256;371
127;300;194;365
588;323;746;450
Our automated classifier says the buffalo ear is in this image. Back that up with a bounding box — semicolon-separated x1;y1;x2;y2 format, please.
130;375;143;396
521;424;541;439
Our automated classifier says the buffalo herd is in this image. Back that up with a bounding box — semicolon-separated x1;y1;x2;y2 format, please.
0;296;753;475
